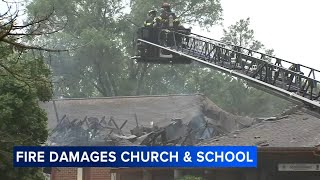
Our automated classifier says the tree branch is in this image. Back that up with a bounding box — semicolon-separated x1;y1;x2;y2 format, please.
2;38;68;52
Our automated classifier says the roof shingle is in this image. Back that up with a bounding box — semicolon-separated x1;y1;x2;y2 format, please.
199;110;320;147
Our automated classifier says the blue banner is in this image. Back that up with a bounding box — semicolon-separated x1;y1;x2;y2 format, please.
14;146;257;168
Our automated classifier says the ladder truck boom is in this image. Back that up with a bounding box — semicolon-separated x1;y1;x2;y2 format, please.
134;28;320;112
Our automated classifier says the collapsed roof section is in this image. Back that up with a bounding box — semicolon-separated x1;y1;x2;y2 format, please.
199;107;320;148
40;94;256;146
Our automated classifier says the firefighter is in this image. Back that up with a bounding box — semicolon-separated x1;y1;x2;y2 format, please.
153;15;162;28
144;9;157;27
152;7;164;28
161;3;174;17
160;3;177;28
143;10;158;55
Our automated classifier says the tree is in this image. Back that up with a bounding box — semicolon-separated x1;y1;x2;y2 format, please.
216;18;292;115
26;0;289;117
221;17;273;53
0;1;62;179
129;0;223;28
26;0;223;98
27;0;135;97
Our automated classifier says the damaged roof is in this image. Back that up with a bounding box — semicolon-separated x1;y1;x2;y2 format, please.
40;94;255;134
40;94;260;146
199;109;320;147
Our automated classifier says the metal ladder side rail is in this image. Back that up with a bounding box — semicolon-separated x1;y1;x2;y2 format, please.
178;33;319;85
189;32;320;73
137;38;320;112
187;32;320;80
185;38;320;100
186;45;318;101
160;31;320;100
174;30;319;83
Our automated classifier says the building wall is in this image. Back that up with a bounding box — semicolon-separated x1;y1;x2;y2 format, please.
114;169;174;180
51;168;112;180
117;172;143;180
51;168;78;180
113;151;320;180
152;170;173;180
50;151;320;180
85;168;112;180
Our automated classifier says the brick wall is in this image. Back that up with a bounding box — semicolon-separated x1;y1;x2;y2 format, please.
85;168;112;180
51;168;111;180
51;168;77;180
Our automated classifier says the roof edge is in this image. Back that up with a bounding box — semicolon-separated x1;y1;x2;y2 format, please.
258;146;319;152
48;93;205;101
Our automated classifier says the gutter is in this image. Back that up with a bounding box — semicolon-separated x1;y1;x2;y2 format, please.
49;93;205;101
258;146;319;152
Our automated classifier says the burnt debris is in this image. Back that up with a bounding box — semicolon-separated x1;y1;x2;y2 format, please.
48;113;227;146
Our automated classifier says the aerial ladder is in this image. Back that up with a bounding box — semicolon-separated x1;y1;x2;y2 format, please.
133;28;320;112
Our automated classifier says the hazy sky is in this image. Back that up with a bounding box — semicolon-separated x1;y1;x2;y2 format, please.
194;0;320;73
1;0;320;75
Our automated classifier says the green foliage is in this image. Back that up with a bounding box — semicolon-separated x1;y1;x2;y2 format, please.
218;18;291;115
26;0;223;98
136;62;290;116
221;17;274;54
0;55;52;179
130;0;223;28
26;0;290;117
0;13;53;180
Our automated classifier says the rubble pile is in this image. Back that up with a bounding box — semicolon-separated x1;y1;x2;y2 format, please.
48;113;228;146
